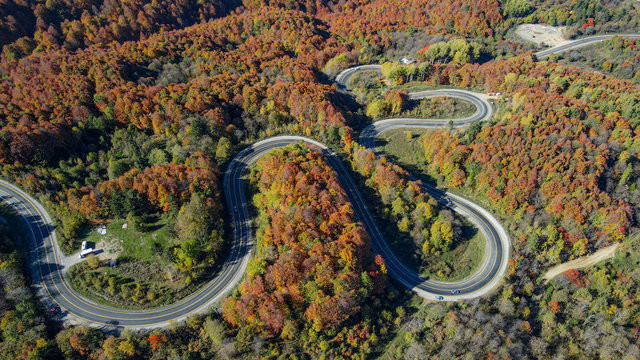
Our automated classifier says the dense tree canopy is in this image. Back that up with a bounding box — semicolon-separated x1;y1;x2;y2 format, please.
2;0;640;358
416;54;638;261
223;145;387;357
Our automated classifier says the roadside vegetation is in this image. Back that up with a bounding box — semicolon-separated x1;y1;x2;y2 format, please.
69;256;185;309
402;97;476;119
367;93;476;120
223;144;391;358
3;0;640;358
68;215;191;309
552;35;640;84
67;189;225;308
0;205;55;359
373;129;485;280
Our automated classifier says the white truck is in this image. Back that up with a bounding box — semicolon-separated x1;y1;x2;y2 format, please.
79;248;94;258
79;241;94;258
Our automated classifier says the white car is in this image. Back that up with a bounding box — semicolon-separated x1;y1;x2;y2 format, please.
81;241;88;251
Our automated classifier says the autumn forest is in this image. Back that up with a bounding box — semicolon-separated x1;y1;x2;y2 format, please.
2;0;640;359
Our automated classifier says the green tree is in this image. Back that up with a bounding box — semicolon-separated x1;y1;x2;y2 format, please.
429;219;453;252
86;254;100;269
58;209;86;246
391;196;407;217
366;99;388;118
398;217;411;232
107;159;132;180
215;137;231;163
147;148;168;166
504;0;533;17
203;317;227;347
175;193;209;245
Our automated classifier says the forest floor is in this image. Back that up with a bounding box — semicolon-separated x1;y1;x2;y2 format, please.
542;243;619;283
515;24;569;47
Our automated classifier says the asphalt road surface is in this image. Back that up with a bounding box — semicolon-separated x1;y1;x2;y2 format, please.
2;33;637;328
336;66;509;300
0;179;251;328
534;34;640;58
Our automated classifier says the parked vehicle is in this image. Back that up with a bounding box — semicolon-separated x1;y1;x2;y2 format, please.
81;241;88;251
79;248;94;259
400;57;416;64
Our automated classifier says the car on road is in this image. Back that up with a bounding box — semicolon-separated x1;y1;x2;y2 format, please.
451;289;460;294
233;205;238;213
439;197;452;206
435;296;444;300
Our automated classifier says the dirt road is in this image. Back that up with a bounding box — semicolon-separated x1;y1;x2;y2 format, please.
543;243;619;283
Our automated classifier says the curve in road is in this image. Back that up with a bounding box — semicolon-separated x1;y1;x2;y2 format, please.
0;179;251;328
335;66;509;300
228;134;512;301
3;32;638;327
534;34;640;58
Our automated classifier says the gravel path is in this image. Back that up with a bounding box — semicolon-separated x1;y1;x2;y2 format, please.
59;252;85;274
542;243;619;283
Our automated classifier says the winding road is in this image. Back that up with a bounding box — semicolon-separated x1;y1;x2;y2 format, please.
534;34;640;58
1;33;634;328
336;66;509;299
0;179;250;328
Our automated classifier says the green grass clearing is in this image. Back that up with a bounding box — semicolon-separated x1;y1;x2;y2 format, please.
67;213;201;309
376;128;430;170
348;70;384;91
375;129;485;280
79;215;173;263
401;96;476;119
392;82;483;94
